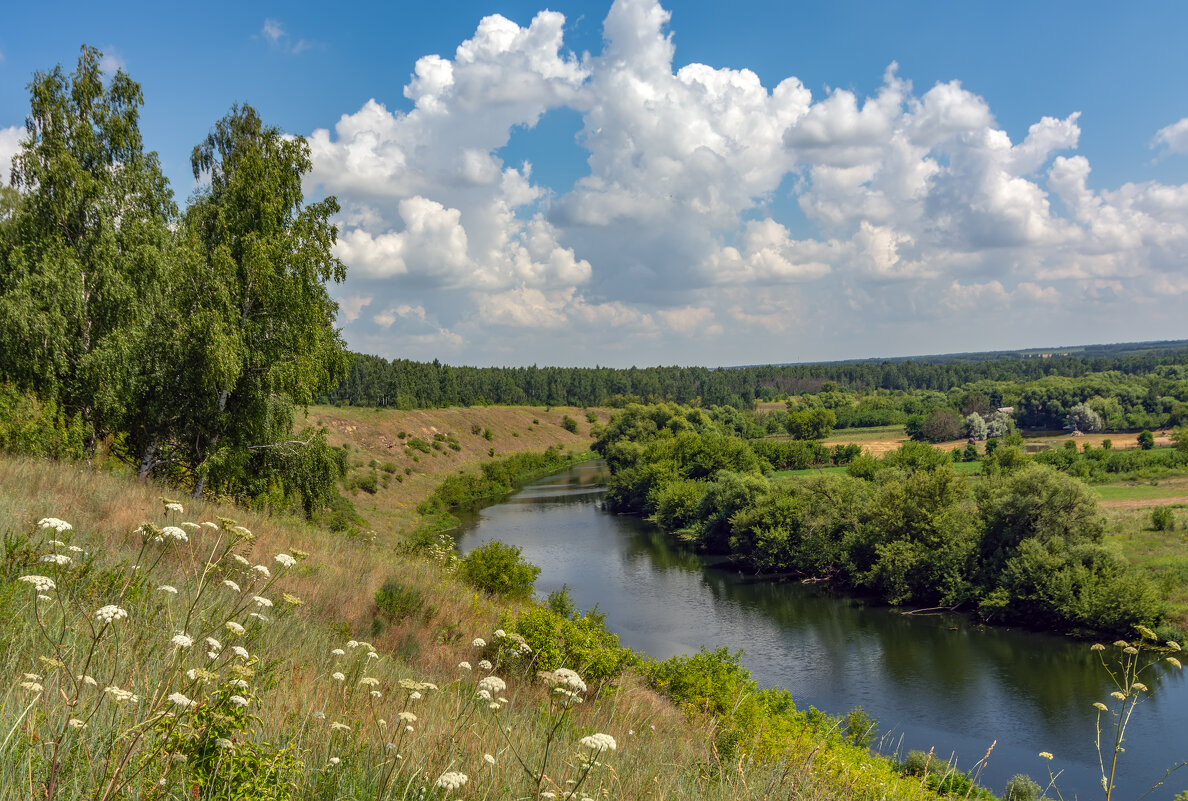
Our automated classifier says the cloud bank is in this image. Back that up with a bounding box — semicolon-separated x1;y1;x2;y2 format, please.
306;0;1188;366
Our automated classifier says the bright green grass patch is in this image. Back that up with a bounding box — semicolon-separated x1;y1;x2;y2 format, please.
1092;484;1188;502
1106;506;1188;626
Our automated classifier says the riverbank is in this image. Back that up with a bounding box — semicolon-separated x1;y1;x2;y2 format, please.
0;433;958;800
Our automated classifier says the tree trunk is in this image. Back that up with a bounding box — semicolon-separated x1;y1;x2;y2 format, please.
137;443;158;481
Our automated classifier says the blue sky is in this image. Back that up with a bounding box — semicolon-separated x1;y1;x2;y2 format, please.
3;1;1187;367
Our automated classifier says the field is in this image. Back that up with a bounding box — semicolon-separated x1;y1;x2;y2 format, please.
817;425;1175;458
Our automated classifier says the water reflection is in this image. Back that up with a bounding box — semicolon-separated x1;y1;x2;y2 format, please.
456;461;1188;800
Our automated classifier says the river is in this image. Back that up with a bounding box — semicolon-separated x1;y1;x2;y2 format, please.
455;460;1187;800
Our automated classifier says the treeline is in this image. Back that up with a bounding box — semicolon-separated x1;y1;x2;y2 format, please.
592;403;1180;639
327;347;1188;410
0;47;347;514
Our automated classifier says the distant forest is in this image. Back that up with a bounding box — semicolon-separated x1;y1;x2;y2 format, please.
326;341;1188;410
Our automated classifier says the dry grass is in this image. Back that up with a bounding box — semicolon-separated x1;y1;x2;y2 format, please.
304;405;606;531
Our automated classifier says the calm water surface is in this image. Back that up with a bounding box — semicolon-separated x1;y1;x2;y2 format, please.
455;461;1187;799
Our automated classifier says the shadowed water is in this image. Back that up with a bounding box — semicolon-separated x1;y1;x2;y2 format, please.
456;461;1187;799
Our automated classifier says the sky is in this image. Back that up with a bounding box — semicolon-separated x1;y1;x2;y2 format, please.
2;1;1187;368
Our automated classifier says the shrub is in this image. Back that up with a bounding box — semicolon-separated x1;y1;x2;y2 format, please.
354;470;378;494
1138;430;1155;450
505;594;634;683
1004;774;1042;801
406;437;431;453
379;461;398;474
471;423;483;435
374;578;430;623
1151;507;1175;531
457;540;540;599
586;411;598;423
483;428;493;440
561;415;579;433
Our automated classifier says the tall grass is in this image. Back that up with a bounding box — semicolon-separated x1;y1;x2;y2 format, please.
0;455;958;800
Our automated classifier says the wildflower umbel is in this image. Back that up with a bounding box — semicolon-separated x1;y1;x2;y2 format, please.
38;518;73;533
19;575;56;592
435;771;469;792
579;733;617;753
95;605;128;624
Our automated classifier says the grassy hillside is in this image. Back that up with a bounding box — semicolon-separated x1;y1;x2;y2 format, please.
305;404;608;532
0;408;966;801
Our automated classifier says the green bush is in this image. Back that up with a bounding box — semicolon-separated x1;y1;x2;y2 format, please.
1004;774;1042;801
505;592;634;683
561;415;579;433
586;411;598;423
1152;507;1175;531
407;437;431;453
354;470;378;494
374;578;430;623
457;540;540;599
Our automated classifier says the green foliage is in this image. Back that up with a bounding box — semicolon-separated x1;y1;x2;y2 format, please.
457;540;540;599
785;407;836;440
1151;507;1175;531
1003;774;1042;801
506;598;634;683
561;414;579;433
915;408;963;443
374;578;430;623
406;437;432;453
1138;430;1155;450
842;706;879;749
585;411;598;423
0;385;89;460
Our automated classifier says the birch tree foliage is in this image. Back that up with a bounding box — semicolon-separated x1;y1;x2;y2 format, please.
130;104;348;502
0;45;174;445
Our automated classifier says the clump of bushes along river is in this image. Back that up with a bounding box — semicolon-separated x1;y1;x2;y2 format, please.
593;403;1178;641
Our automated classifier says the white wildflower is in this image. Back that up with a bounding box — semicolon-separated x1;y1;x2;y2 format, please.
230;646;249;660
232;554;250;566
80;675;97;686
201;521;219;530
180;522;199;531
435;771;468;791
229;679;248;689
19;681;43;693
68;545;84;553
484;753;496;764
409;691;422;700
225;621;245;635
248;612;269;622
331;672;346;682
346;640;359;648
367;651;378;659
252;595;273;608
312;711;326;719
330;721;350;732
39;554;72;566
167;692;195;708
205;636;222;651
478;659;493;671
252;564;270;578
274;553;296;568
95;605;128;624
477;689;492;701
540;668;586;694
578;733;617;753
157;585;178;595
19;575;56;592
494;629;506;638
160;526;188;542
38;518;73;533
370;690;382;698
478;676;506;695
172;633;194;649
68;718;86;729
215;738;233;750
472;637;486;648
328;756;341;766
457;661;472;671
398;711;417;723
222;579;241;593
103;686;138;704
229;695;249;707
331;648;345;656
232;525;252;538
359;677;380;687
163;502;184;514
